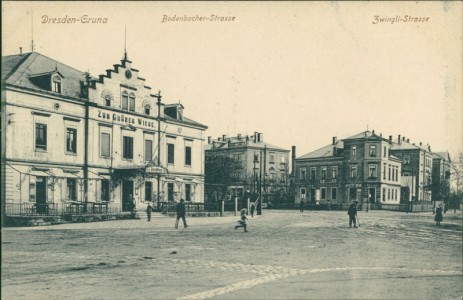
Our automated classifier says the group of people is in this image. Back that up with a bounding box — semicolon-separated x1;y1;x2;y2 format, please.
145;198;188;229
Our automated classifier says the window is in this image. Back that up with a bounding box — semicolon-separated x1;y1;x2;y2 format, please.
269;153;275;164
185;146;192;166
145;182;152;201
369;145;376;157
66;128;77;153
350;166;357;178
321;167;327;179
145;139;153;161
382;188;386;202
123;136;133;159
100;133;111;157
281;156;286;164
121;91;128;111
351;146;357;157
349;188;357;200
185;184;191;201
332;167;338;179
369;165;377;178
52;75;61;93
105;95;111;107
168;183;174;201
67;178;77;201
300;188;306;199
300;168;306;180
383;146;386;158
145;104;150;115
101;180;110;201
310;167;316;180
129;93;135;112
404;155;410;165
331;188;337;200
388;189;390;200
167;143;175;164
388;165;391;180
321;188;326;200
35;123;47;150
383;163;387;179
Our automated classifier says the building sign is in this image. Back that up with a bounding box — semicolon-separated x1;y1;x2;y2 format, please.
145;165;167;175
95;109;156;129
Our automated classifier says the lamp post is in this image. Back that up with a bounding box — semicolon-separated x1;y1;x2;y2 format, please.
154;90;162;210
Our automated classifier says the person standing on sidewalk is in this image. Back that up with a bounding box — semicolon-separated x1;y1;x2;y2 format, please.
300;200;304;212
250;204;255;218
435;204;443;226
146;201;153;222
175;199;188;229
348;200;358;228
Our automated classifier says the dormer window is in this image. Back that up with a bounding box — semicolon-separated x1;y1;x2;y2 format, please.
129;93;136;112
52;75;62;93
145;104;151;115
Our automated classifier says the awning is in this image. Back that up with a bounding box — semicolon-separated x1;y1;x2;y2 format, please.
7;164;50;177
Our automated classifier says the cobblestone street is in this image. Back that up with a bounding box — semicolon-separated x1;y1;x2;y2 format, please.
2;210;462;299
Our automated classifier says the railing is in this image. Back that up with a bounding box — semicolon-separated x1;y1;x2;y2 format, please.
5;203;60;216
162;202;220;213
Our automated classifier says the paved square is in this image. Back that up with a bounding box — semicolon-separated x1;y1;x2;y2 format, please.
2;210;462;299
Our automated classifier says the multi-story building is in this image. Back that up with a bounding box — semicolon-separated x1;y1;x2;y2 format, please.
1;51;207;219
390;136;433;202
294;131;402;207
431;151;451;203
205;132;290;203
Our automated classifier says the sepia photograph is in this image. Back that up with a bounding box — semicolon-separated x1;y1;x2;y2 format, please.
1;1;462;299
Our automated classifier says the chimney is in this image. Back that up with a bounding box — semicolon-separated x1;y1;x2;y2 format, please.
207;136;212;144
407;138;410;143
398;135;401;144
402;136;405;141
291;146;296;176
258;133;263;142
372;129;375;134
420;142;422;146
218;137;221;141
389;135;392;144
19;47;23;55
222;134;227;141
332;136;337;145
237;133;241;140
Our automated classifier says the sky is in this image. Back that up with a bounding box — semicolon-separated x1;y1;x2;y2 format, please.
2;1;462;158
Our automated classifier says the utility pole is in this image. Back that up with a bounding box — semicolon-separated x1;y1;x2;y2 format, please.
154;91;162;210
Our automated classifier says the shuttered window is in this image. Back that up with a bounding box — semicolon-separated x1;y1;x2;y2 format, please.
145;139;153;161
167;143;175;164
101;133;111;157
185;146;192;166
123;136;133;159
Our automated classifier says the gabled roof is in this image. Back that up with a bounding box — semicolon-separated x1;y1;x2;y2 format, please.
164;114;208;129
297;141;344;159
2;52;88;100
390;140;429;151
344;130;385;141
433;151;451;162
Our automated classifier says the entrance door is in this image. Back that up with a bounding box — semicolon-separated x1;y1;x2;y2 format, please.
36;176;47;213
122;181;134;212
369;188;376;203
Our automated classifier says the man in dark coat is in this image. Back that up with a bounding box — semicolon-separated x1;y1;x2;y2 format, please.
348;200;358;228
175;199;188;229
435;204;443;226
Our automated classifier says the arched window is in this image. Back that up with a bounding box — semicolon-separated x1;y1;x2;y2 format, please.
121;91;128;110
52;75;61;93
145;104;151;115
129;93;136;112
105;94;112;107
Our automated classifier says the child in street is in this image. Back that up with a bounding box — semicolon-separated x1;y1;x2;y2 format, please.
235;208;248;232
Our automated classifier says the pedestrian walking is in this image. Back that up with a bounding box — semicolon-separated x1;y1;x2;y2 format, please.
146;201;153;222
250;204;255;218
300;200;304;212
235;208;248;232
348;200;358;228
435;204;443;226
175;199;188;229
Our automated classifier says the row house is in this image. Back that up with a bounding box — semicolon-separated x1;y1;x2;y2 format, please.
205;132;290;202
294;131;402;207
1;51;207;218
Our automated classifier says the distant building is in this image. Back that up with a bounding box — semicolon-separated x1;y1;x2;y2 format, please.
294;131;402;208
1;51;207;220
431;152;451;202
205;132;290;203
